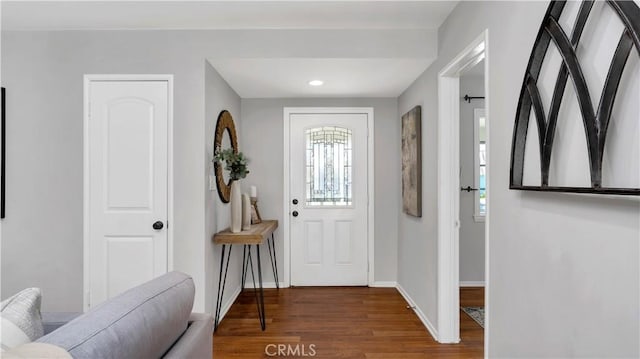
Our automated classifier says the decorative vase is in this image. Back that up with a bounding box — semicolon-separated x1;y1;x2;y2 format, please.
242;194;251;231
230;181;242;233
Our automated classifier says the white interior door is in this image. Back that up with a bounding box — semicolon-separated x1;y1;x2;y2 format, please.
86;78;169;308
289;112;368;286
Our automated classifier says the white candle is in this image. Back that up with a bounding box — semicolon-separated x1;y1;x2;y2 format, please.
250;186;257;198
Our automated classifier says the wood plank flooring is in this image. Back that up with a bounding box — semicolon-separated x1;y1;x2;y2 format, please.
213;287;484;358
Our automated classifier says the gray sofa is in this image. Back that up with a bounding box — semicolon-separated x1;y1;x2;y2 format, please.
36;271;213;359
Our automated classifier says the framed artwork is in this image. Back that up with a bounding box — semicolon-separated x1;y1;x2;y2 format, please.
402;105;422;217
250;200;262;224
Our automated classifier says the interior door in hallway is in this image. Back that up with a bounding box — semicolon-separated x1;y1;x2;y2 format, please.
85;78;170;308
289;112;368;286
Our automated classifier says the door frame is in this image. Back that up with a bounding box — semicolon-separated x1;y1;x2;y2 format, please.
283;107;375;287
82;74;174;311
436;30;490;348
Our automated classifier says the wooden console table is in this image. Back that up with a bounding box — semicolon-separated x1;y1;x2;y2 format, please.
213;220;279;331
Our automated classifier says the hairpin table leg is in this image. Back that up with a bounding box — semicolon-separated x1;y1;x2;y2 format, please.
246;244;266;330
267;233;279;289
214;244;233;332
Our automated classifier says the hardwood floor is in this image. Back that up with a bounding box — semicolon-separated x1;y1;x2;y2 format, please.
459;287;485;354
213;287;484;358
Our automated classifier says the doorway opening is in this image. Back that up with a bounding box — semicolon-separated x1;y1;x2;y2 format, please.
436;30;489;349
458;58;487;345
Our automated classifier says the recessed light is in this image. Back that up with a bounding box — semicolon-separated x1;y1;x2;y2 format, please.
308;80;324;86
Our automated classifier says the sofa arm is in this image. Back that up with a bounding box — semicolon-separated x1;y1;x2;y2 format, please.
163;313;214;359
41;312;82;335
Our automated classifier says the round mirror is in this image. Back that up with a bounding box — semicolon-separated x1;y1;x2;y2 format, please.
214;110;239;203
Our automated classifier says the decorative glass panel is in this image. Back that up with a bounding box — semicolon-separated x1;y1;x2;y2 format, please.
475;109;487;218
305;126;353;206
479;148;486;215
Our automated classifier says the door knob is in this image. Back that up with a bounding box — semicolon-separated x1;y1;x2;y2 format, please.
292;199;299;205
292;211;299;217
153;221;164;230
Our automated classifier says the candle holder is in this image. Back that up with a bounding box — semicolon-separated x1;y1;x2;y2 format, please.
250;197;262;224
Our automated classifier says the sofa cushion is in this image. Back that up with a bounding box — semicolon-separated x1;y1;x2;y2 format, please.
1;288;44;351
38;272;195;359
41;312;82;335
2;342;72;359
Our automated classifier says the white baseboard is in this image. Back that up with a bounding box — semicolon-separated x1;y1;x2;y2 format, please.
217;285;241;322
241;281;287;289
370;281;397;288
396;284;439;341
248;282;399;288
460;281;485;287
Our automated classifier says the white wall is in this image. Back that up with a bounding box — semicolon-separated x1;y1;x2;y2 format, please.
398;1;639;357
459;75;485;284
240;98;399;284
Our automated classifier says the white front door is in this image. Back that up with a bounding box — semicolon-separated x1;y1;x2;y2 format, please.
85;78;170;308
289;111;369;286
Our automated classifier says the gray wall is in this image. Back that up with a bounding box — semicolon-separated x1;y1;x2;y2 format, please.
204;60;243;314
1;31;208;311
459;75;485;284
397;65;439;328
398;1;639;357
0;27;435;312
1;31;243;313
240;98;399;284
3;5;638;356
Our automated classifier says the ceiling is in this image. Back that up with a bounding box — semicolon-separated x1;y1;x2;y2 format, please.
2;1;459;98
208;58;435;98
2;1;458;31
462;59;485;78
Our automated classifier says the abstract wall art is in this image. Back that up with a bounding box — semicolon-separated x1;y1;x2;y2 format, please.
402;105;422;217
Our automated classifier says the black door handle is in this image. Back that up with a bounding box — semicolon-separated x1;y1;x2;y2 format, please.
153;221;164;230
292;211;299;217
292;199;299;205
